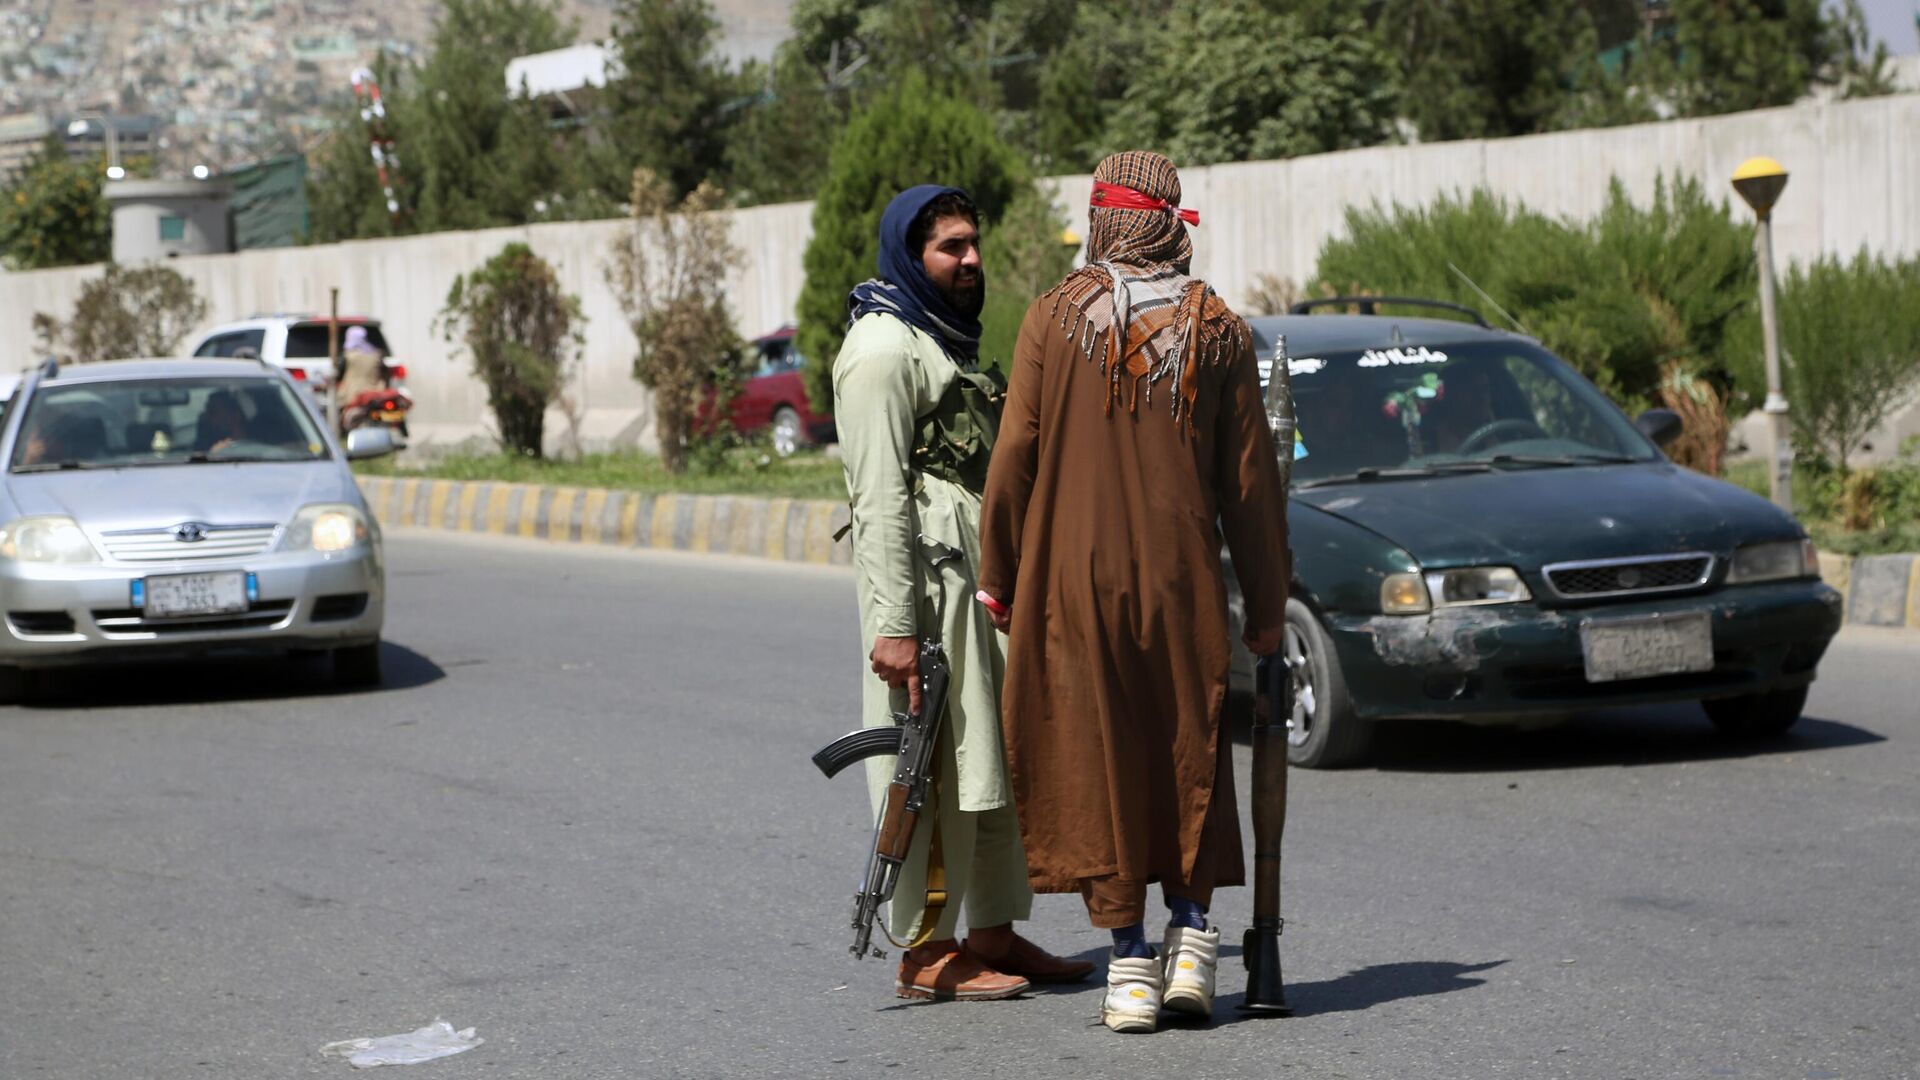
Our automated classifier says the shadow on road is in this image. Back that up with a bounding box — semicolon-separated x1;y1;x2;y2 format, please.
17;640;446;709
1363;707;1883;773
1216;959;1508;1021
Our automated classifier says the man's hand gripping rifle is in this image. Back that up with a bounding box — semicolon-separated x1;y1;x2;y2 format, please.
810;535;962;960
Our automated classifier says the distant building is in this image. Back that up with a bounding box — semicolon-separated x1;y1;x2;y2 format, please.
0;110;162;176
105;177;233;262
505;41;617;122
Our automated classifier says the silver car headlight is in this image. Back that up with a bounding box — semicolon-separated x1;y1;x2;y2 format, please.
1425;566;1532;607
0;515;101;564
281;504;370;553
1727;539;1816;584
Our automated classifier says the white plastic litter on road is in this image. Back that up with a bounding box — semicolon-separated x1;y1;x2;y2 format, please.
319;1019;483;1069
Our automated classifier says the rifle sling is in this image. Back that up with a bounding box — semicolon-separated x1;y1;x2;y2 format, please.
907;808;948;949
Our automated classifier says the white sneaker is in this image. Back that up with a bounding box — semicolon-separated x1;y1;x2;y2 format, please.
1101;953;1164;1034
1160;925;1220;1017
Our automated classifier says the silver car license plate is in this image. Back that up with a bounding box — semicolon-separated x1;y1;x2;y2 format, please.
1580;612;1714;683
145;571;249;618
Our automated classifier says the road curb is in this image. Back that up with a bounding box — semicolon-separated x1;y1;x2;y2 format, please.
1820;551;1920;631
356;476;1917;629
356;476;853;567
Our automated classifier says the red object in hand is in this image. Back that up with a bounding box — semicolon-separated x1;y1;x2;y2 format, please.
975;590;1009;617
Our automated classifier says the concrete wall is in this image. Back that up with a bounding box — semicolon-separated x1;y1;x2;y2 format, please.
6;92;1917;454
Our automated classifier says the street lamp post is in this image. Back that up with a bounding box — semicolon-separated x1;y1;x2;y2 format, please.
1732;156;1792;515
66;112;123;179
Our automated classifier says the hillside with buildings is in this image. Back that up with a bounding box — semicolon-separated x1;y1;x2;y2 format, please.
0;0;790;175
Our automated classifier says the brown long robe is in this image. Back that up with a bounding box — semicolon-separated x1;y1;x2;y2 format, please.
977;293;1291;895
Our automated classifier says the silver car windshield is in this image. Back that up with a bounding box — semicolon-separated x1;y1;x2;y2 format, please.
1266;340;1660;486
10;377;330;472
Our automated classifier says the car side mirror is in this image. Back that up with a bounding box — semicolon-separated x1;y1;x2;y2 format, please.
1635;407;1684;449
345;426;397;460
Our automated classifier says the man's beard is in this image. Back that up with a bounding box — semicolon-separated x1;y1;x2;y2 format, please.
940;274;986;319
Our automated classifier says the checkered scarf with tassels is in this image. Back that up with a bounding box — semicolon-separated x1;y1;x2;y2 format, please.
1045;151;1247;430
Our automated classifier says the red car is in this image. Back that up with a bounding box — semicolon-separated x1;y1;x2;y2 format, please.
717;327;835;456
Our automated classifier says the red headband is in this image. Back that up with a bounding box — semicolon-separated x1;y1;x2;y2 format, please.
1090;180;1200;225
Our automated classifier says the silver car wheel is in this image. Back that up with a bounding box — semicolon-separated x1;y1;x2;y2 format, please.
1284;621;1316;747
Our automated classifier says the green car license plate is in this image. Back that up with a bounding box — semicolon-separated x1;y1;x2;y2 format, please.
144;571;249;619
1580;612;1714;683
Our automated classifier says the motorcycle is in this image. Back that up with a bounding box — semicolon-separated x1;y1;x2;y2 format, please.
340;386;412;441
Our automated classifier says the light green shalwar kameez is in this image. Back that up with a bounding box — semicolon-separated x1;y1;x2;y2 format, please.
833;313;1032;943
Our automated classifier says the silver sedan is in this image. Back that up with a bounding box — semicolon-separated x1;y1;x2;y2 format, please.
0;358;394;701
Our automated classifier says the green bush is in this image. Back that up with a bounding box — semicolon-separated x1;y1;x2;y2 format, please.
1313;177;1754;410
796;72;1029;415
1726;251;1920;475
436;242;585;458
32;264;208;362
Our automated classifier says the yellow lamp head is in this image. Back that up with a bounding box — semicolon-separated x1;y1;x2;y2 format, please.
1732;156;1788;217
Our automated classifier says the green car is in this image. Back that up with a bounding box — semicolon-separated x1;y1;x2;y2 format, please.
1237;302;1843;768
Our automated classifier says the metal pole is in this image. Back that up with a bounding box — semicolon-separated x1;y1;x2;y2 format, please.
1755;213;1792;514
328;289;341;438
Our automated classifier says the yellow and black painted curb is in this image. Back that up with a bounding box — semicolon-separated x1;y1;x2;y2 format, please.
1818;551;1920;631
358;478;1916;625
356;476;852;567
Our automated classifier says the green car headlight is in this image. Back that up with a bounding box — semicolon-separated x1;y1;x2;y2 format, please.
1380;572;1432;614
0;515;101;564
1424;566;1532;607
1727;539;1816;584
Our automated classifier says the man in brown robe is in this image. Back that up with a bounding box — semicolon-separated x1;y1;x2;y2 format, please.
977;151;1291;1034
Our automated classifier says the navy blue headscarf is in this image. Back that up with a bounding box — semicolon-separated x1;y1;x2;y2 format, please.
847;184;982;367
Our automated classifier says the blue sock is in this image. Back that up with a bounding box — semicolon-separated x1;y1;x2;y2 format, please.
1167;895;1208;931
1110;923;1153;959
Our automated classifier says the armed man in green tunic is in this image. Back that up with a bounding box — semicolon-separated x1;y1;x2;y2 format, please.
834;185;1092;1001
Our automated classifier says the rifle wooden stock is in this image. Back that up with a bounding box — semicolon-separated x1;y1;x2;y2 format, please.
875;782;917;860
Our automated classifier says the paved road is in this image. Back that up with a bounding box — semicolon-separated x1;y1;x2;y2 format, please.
2;532;1915;1079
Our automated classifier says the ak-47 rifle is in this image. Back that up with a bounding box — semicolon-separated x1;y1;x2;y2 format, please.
1242;337;1296;1016
810;536;962;959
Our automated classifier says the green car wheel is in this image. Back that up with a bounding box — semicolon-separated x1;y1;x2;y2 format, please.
1284;598;1374;768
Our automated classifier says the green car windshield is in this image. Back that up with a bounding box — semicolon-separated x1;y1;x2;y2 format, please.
1272;340;1660;486
10;377;331;472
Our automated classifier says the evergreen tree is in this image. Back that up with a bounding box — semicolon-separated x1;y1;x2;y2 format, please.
795;72;1027;413
599;0;741;201
407;0;577;232
721;46;855;207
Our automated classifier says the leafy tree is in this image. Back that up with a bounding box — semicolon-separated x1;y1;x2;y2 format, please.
436;242;586;457
605;168;744;475
1376;0;1607;141
598;0;741;201
0;134;110;270
1025;0;1171;173
1727;253;1920;476
1622;0;1892;117
1100;0;1399;165
796;72;1026;413
32;264;208;362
